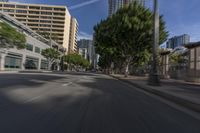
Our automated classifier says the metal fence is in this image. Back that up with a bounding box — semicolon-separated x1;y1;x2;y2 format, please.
160;59;200;80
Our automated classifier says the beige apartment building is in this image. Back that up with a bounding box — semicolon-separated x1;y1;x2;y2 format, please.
0;2;77;53
68;17;78;54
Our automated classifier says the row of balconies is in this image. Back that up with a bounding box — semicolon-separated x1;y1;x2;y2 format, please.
14;18;65;25
0;4;66;13
21;23;65;30
1;9;66;16
13;15;65;22
0;9;67;18
16;19;65;26
27;25;64;32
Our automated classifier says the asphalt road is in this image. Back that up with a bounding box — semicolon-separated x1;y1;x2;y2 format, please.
0;72;200;133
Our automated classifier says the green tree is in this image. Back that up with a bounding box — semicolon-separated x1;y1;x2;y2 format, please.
81;58;90;68
169;53;187;65
94;2;168;77
41;48;60;70
0;22;26;49
64;53;90;70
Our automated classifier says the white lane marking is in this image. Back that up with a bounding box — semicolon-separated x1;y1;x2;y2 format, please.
23;96;41;104
30;79;47;83
62;82;73;87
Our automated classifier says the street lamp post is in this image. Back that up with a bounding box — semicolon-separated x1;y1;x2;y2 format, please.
148;0;160;86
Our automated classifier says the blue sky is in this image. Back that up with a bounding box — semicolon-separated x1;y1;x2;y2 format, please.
12;0;200;42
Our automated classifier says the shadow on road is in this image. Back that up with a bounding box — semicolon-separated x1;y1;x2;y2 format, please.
0;73;200;133
0;73;66;89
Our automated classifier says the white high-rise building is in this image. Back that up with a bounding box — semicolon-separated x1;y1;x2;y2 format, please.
0;1;78;54
108;0;145;16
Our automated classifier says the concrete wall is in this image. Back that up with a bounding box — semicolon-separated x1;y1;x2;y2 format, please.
186;46;200;82
0;34;50;71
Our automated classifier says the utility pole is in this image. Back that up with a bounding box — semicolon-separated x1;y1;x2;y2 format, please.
148;0;160;86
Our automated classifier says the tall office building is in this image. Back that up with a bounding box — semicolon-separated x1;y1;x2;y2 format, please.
166;34;190;49
68;17;78;54
77;39;93;63
108;0;145;16
0;2;78;53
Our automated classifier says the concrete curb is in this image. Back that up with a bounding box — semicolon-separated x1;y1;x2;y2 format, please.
0;71;19;74
19;70;53;73
110;75;200;113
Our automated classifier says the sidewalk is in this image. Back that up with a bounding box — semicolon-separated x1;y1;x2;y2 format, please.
111;74;200;113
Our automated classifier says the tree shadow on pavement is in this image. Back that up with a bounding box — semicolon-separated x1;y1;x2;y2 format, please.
0;73;66;89
0;74;200;133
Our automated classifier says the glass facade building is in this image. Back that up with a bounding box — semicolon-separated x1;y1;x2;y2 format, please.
4;53;22;69
77;39;93;63
166;34;190;49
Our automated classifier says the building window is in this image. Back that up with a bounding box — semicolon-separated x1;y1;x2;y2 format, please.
4;4;15;8
52;29;64;32
54;8;65;11
16;5;28;9
40;16;52;19
35;47;41;54
16;10;27;13
41;60;48;70
17;19;26;22
3;9;14;12
40;24;51;27
29;11;40;14
41;12;52;15
53;17;64;20
39;28;51;32
53;21;64;24
31;28;38;31
28;19;39;22
41;7;52;10
54;12;65;16
52;25;64;28
27;24;38;27
25;57;39;70
4;54;22;69
28;15;39;18
29;6;40;10
15;15;26;18
26;44;33;51
40;20;51;23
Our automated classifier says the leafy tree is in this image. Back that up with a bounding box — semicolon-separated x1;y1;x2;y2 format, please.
0;22;26;49
81;58;90;68
169;53;187;65
41;48;60;70
94;2;168;77
64;53;90;70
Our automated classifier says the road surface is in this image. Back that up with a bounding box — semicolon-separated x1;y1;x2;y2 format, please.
0;72;200;133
